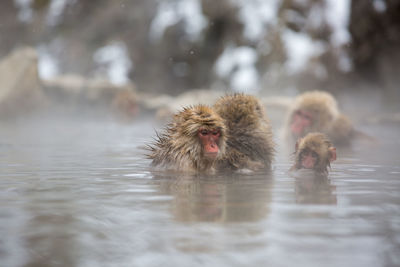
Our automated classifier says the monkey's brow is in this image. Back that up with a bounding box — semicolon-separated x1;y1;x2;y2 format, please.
202;121;219;127
300;148;311;154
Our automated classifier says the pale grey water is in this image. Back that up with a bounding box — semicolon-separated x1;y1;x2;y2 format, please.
0;116;399;267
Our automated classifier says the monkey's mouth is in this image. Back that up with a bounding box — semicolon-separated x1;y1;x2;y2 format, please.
204;152;218;160
301;158;317;169
300;165;313;169
291;124;304;137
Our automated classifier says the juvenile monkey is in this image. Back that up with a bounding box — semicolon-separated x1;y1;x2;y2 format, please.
291;132;336;175
213;94;275;171
284;91;356;146
147;105;226;173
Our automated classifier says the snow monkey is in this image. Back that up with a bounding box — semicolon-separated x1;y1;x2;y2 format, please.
147;105;226;173
110;88;138;121
213;94;275;172
291;132;337;175
284;90;356;146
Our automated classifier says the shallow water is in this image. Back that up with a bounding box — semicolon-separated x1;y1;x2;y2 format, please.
0;117;399;267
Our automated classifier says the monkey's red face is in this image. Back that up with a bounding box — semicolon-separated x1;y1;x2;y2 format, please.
291;110;313;137
300;149;318;169
198;128;221;159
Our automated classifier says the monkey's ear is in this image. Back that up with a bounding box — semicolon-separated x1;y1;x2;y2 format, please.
329;147;337;162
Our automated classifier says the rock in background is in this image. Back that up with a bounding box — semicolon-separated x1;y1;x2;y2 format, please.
0;46;138;121
42;74;138;121
0;47;47;118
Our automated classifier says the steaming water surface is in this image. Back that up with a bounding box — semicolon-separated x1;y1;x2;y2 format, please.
1;117;399;267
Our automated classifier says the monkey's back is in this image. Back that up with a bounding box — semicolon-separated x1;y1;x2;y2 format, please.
214;94;275;171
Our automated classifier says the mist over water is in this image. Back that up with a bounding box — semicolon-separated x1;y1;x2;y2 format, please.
0;108;399;267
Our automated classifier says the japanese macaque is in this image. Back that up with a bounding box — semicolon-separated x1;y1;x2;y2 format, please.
147;105;226;173
291;132;336;175
213;94;275;171
110;88;138;121
284;91;357;146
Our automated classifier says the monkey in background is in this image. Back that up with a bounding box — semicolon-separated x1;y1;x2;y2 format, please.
291;132;336;175
284;90;366;147
213;94;275;172
147;105;226;174
110;88;139;121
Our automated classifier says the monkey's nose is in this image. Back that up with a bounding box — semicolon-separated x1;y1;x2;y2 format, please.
205;142;219;154
302;156;316;169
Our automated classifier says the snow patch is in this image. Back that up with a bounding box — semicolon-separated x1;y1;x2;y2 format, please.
37;45;60;79
232;0;280;41
324;0;351;46
373;0;387;12
93;42;133;85
149;0;207;42
215;46;259;92
282;30;326;74
46;0;75;26
14;0;33;22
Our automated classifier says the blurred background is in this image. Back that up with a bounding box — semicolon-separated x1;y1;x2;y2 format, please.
0;0;399;120
1;2;400;266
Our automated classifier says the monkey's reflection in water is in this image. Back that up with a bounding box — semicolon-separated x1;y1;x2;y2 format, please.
292;169;337;205
155;172;273;223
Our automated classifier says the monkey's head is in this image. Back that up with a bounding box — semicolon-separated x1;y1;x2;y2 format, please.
293;132;336;174
289;91;339;139
213;94;265;129
111;89;138;120
173;105;227;161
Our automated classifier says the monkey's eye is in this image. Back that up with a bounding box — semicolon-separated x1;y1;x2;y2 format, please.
295;110;312;121
211;130;220;136
199;129;208;136
311;151;318;158
304;114;312;121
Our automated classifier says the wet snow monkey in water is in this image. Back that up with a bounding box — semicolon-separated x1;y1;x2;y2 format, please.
284;91;355;146
213;94;275;172
291;132;337;175
147;105;226;174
